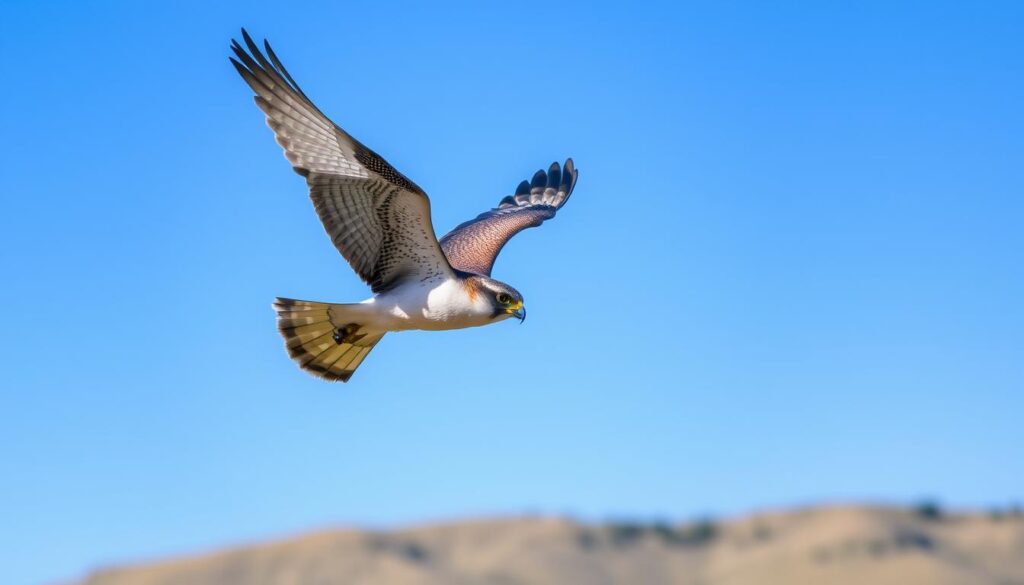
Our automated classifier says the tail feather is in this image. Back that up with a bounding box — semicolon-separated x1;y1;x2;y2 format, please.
273;297;384;382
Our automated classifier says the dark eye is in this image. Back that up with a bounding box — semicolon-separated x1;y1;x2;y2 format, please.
496;293;511;304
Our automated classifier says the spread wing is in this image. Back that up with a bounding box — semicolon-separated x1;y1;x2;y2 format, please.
440;160;578;276
230;29;454;294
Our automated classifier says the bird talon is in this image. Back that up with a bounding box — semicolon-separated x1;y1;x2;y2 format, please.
333;323;362;345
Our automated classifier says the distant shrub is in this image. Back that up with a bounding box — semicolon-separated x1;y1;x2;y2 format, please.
913;500;943;521
398;541;429;563
602;518;719;549
576;529;599;550
894;529;934;551
367;537;430;563
988;503;1023;521
682;519;718;546
654;519;718;547
607;522;646;547
651;523;677;544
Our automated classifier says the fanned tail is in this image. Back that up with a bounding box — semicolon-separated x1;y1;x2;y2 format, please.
273;298;384;382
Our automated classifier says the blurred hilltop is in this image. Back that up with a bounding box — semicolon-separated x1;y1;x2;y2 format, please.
79;504;1024;585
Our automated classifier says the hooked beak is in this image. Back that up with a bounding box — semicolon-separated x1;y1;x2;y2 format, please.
510;306;526;323
493;301;526;323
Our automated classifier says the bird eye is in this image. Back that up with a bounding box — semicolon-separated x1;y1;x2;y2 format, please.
497;293;511;305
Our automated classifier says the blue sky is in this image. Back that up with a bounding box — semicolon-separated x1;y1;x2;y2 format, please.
2;1;1022;583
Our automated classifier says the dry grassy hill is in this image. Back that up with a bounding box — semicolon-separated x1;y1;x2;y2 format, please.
80;505;1024;585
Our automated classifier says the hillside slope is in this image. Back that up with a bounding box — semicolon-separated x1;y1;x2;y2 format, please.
80;506;1024;585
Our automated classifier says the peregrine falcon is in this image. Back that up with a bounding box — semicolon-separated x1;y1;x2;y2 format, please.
230;30;578;382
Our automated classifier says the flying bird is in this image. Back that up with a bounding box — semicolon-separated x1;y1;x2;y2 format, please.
230;30;578;382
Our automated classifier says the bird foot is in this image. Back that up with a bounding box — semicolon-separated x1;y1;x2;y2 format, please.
333;323;365;345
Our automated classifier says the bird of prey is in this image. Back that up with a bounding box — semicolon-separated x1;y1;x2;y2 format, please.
230;30;578;382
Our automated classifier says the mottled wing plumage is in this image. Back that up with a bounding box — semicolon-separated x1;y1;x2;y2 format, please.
307;175;453;292
230;29;452;293
440;159;578;276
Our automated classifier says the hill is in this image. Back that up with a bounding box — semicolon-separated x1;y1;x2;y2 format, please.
80;505;1024;585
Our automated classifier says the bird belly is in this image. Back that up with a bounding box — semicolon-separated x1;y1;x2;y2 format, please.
362;277;499;332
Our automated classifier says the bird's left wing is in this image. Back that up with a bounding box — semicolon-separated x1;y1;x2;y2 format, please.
440;160;578;276
230;30;454;294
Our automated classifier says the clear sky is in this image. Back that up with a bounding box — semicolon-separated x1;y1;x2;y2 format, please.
2;1;1022;583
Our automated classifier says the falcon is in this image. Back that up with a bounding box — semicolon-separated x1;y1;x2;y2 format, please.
230;30;579;382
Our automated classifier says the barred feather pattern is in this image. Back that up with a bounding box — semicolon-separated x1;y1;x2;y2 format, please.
230;31;365;178
308;175;452;293
273;298;385;382
230;29;453;293
440;159;578;276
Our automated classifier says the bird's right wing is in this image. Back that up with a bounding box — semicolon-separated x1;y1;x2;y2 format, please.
440;160;578;276
230;29;454;294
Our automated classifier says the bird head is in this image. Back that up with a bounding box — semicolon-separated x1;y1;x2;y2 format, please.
477;277;526;322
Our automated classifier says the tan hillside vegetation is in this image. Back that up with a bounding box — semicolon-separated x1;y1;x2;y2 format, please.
80;505;1024;585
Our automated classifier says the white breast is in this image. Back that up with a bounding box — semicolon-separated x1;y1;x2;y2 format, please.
361;277;503;332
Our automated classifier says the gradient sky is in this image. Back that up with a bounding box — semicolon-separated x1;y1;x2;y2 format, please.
2;1;1022;584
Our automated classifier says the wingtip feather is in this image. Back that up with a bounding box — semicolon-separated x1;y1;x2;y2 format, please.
547;161;561;189
530;169;547;189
